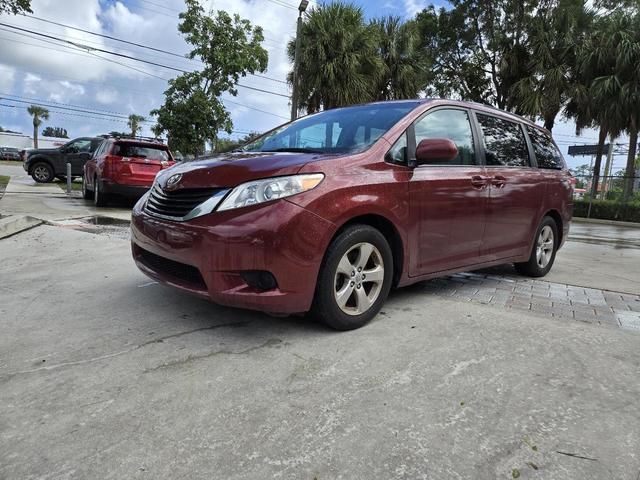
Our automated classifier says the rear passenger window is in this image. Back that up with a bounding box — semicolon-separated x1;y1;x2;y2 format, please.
476;114;530;167
414;109;477;165
527;127;565;169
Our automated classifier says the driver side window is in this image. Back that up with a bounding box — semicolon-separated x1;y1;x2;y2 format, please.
414;109;477;166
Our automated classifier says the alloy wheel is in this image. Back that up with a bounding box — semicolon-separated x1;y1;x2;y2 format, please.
33;165;50;182
535;225;554;268
333;242;385;315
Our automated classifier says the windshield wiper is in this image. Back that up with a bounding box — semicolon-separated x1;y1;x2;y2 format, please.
261;147;324;153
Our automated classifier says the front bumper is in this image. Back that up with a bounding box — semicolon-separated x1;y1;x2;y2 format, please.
131;198;336;314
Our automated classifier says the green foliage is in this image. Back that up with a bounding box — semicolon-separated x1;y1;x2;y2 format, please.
0;0;32;15
215;132;262;153
41;126;68;138
414;0;536;110
127;114;145;137
288;3;382;113
573;199;640;223
370;16;423;100
151;0;268;156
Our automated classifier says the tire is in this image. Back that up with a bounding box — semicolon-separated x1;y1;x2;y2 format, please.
313;224;393;330
514;216;559;277
31;162;54;183
82;174;92;199
93;176;107;207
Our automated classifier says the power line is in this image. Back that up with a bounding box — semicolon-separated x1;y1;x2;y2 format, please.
0;22;290;97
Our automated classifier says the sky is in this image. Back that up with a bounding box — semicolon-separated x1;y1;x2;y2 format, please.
0;0;629;170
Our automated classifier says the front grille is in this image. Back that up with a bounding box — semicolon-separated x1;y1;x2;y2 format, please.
144;184;221;220
137;247;207;290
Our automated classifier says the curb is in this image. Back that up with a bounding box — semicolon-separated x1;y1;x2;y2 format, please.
572;217;640;228
0;215;43;239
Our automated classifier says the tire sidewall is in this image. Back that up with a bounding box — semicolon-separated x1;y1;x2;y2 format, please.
314;225;394;330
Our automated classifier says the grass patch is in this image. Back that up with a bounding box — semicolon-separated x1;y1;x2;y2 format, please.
0;175;9;199
55;178;83;192
0;160;22;166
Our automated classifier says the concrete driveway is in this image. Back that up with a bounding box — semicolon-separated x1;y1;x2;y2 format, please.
1;167;640;479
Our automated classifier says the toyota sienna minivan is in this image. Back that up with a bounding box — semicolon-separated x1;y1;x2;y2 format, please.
131;99;573;330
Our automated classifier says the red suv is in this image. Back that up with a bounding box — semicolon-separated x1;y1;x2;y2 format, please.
131;100;573;330
83;136;175;206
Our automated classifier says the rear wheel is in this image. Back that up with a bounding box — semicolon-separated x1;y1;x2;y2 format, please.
82;175;92;199
93;176;107;207
514;216;558;277
313;224;393;330
31;162;53;183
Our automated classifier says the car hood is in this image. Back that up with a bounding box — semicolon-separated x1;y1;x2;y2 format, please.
155;151;333;190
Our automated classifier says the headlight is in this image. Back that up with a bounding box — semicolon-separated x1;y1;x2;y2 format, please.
217;174;324;212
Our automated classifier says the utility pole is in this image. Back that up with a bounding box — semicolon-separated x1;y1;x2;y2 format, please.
290;0;309;122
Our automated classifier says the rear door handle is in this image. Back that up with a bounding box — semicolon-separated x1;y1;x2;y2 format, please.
471;175;488;188
491;175;507;188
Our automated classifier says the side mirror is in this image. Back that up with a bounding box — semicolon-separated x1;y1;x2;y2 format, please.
415;138;458;165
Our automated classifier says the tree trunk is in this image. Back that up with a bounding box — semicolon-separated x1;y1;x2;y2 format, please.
590;126;607;199
33;123;38;149
622;121;638;204
543;116;555;132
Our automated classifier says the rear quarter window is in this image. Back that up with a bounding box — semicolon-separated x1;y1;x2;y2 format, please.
527;127;565;170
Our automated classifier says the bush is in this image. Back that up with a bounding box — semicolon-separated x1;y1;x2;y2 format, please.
573;199;640;223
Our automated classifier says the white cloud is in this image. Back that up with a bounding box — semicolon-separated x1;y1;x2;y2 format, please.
95;88;118;105
404;0;425;17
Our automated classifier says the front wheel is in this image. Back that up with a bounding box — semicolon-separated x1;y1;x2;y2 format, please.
514;216;558;277
93;177;108;207
31;162;54;183
313;224;393;330
82;175;92;199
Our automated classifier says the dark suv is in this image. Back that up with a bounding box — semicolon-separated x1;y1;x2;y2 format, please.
23;137;103;183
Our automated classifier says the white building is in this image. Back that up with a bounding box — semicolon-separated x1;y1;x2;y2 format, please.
0;131;68;149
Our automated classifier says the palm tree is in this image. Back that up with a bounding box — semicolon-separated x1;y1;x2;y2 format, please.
566;14;627;200
370;16;422;101
27;105;49;149
127;114;145;137
288;2;382;113
511;0;591;132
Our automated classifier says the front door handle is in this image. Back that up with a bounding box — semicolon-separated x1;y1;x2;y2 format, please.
491;175;507;188
471;175;488;188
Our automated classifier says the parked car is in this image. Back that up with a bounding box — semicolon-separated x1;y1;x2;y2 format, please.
131;99;573;330
23;137;103;183
83;136;175;206
0;146;20;161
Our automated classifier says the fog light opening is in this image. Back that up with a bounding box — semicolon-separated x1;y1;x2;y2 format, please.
240;271;278;291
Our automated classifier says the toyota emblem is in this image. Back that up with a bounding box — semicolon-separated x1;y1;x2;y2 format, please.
165;173;182;190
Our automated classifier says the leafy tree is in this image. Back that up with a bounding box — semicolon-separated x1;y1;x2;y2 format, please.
152;0;268;157
0;0;32;15
288;3;381;113
370;16;423;100
127;114;145;137
27;105;49;149
511;0;591;131
214;132;262;153
415;0;535;111
569;163;592;189
42;126;68;138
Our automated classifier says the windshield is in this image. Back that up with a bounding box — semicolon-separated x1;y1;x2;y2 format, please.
243;102;421;154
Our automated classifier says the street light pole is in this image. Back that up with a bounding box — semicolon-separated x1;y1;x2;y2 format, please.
290;0;308;122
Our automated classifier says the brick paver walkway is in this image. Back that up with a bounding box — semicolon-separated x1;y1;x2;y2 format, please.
418;271;640;331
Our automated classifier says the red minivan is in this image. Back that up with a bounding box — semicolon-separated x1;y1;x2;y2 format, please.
83;136;175;206
131;99;573;330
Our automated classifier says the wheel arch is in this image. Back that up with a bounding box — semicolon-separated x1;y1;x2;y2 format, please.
543;209;563;245
329;213;405;288
28;156;54;175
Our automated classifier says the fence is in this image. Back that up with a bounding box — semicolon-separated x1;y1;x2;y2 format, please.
572;174;640;222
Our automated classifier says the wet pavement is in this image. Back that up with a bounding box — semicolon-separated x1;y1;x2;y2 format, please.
569;221;640;249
